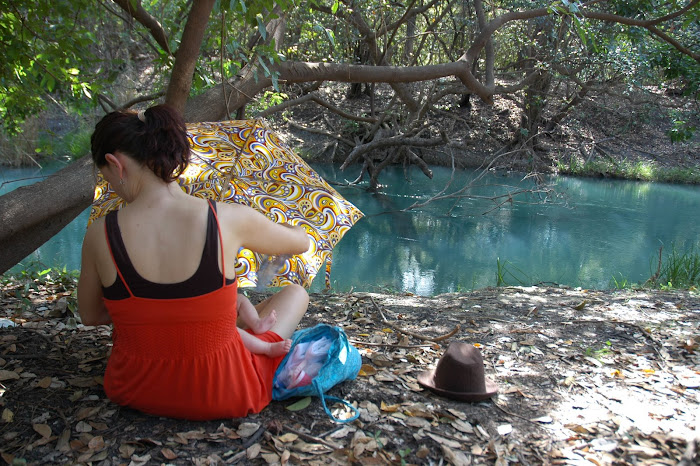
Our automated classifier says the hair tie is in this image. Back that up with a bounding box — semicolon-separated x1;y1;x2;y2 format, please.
137;110;146;122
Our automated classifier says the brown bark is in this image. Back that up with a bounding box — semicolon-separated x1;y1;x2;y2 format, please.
0;157;95;274
186;59;489;123
165;0;217;114
111;0;172;54
473;0;494;89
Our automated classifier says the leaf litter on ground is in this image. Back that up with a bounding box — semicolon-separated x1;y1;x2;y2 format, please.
0;277;698;464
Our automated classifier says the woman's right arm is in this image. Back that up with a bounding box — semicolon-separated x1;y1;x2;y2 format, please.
77;223;113;326
224;204;310;256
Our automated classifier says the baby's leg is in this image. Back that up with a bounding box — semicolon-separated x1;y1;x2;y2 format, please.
237;294;277;334
237;327;292;357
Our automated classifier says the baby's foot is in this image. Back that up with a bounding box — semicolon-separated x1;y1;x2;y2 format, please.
251;309;277;334
266;339;292;358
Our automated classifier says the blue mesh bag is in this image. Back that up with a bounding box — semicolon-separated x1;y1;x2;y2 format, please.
273;324;362;423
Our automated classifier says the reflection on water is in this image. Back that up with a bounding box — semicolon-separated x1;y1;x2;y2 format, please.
2;163;699;295
310;164;700;295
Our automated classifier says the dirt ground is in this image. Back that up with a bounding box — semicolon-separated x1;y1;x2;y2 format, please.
1;278;698;465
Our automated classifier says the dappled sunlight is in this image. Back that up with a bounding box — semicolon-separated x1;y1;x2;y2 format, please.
1;276;698;463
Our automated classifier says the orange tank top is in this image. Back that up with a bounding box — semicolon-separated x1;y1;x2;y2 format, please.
102;200;284;420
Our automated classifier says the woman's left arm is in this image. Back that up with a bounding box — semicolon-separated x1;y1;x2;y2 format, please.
77;225;112;326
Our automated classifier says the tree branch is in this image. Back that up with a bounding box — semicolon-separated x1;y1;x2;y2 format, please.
339;129;448;170
110;0;172;54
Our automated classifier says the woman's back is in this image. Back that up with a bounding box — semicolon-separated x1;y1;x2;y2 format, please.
102;200;286;420
105;193;226;285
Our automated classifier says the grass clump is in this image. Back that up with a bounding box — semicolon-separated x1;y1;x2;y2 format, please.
611;244;700;291
496;258;532;287
646;244;700;290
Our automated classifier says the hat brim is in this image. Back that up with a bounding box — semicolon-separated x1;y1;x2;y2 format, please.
417;369;498;402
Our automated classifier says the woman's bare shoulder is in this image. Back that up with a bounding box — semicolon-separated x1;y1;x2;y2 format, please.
83;216;106;244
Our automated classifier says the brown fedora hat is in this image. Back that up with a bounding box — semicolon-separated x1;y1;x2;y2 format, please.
417;342;498;402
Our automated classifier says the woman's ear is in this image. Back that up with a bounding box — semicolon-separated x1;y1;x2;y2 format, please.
104;153;124;179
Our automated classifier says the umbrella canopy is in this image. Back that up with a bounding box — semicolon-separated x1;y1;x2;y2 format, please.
88;119;363;289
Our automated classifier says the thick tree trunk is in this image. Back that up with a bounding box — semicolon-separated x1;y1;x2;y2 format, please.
0;157;94;274
165;0;216;114
518;70;552;146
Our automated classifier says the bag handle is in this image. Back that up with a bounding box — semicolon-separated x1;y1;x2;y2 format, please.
312;379;360;423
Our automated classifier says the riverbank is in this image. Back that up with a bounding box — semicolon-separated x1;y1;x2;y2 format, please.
277;83;700;185
1;276;698;464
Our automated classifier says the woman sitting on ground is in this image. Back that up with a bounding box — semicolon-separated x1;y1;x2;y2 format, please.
77;104;310;420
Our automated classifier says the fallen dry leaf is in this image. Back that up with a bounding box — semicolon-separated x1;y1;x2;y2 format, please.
328;425;354;439
88;435;105;450
261;452;279;464
441;444;470;464
280;449;291;465
0;369;19;381
416;445;430;458
119;443;136;458
37;376;52;388
358;364;377;376
75;421;92;433
237;422;261;438
426;432;461;449
76;450;96;463
56;429;71;453
406;416;431;429
129;453;151;465
565;423;593;435
380;401;400;412
76;406;100;421
89;421;108;431
452;419;474;433
2;408;13;423
278;433;298;443
33;423;52;439
497;424;513;436
161;448;178;460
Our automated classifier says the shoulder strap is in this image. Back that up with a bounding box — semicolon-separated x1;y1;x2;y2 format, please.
207;199;227;287
103;212;134;298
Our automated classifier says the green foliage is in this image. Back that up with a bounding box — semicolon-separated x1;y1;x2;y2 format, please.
285;396;312;411
585;340;612;360
398;448;412;466
0;0;105;134
3;262;79;293
612;244;700;290
249;90;288;114
1;0;698;167
36;125;92;161
667;109;696;143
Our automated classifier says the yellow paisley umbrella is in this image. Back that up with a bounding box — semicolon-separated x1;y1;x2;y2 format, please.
88;119;364;289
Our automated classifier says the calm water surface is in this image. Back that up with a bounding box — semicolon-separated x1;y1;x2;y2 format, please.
2;163;699;295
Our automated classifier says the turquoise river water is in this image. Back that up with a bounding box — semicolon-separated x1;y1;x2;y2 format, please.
2;162;699;295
